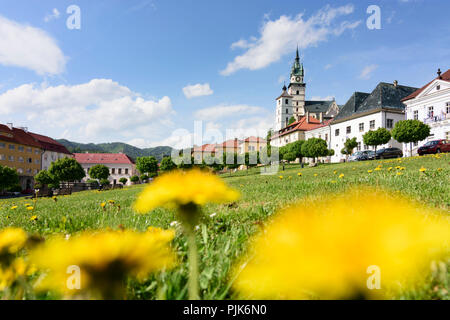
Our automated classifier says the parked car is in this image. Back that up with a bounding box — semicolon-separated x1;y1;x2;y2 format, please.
349;150;375;162
375;148;403;159
418;140;450;155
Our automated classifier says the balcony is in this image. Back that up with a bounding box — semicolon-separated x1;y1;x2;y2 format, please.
424;113;450;124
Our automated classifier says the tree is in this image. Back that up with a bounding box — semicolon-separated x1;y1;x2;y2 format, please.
288;116;296;125
100;178;110;186
130;175;140;184
301;138;329;163
391;120;431;157
328;149;335;157
140;175;149;182
342;138;358;159
160;157;177;172
88;165;110;181
0;165;19;193
363;128;391;152
136;156;158;176
119;177;128;185
283;152;296;162
49;157;85;184
34;169;57;187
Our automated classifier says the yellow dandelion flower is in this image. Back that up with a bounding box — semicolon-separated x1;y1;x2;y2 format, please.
387;167;393;172
400;167;406;171
314;174;318;177
368;170;373;173
437;168;442;172
10;206;18;210
24;203;31;207
0;228;27;259
297;173;302;177
232;189;450;300
108;200;115;204
30;229;176;299
419;167;426;173
26;206;34;211
134;169;239;214
29;215;38;221
333;171;337;175
279;176;283;180
396;172;403;176
374;167;382;171
339;174;345;179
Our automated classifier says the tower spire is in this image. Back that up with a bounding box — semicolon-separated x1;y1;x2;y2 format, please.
296;45;299;61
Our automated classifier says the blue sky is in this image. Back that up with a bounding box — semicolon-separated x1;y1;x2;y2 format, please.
0;0;449;148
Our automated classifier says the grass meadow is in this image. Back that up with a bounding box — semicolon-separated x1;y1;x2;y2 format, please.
0;154;449;300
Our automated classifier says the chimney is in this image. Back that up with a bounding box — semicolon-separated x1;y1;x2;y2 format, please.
306;111;310;123
437;68;442;79
393;80;398;88
6;123;13;130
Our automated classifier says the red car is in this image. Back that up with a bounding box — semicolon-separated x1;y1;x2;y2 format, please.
418;139;450;155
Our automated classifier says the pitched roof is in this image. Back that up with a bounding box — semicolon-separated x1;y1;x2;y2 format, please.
276;90;293;100
333;92;370;121
29;132;72;155
402;69;450;102
272;116;324;139
74;153;135;165
193;144;216;153
242;136;266;143
304;100;334;113
218;139;241;148
0;124;42;148
333;82;418;123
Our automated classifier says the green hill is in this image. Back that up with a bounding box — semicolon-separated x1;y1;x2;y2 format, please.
57;139;174;162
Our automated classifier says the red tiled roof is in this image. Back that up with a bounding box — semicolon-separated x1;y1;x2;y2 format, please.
193;144;216;153
219;139;241;148
29;132;72;155
402;69;450;102
243;136;266;143
74;153;135;164
272;116;324;139
0;124;42;148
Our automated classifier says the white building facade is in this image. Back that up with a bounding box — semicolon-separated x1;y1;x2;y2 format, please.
402;69;450;155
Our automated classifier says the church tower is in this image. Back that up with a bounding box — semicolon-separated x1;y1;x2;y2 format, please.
288;48;306;120
274;48;306;131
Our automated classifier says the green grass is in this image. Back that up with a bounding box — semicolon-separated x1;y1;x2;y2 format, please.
0;154;449;300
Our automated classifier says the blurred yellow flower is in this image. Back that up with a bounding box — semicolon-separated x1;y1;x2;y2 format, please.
232;189;450;300
368;170;373;173
297;173;302;177
0;228;27;257
397;172;403;176
26;206;34;211
339;174;345;179
387;167;393;172
29;215;38;221
374;167;382;171
419;167;426;173
314;174;318;177
279;176;283;180
30;229;176;299
0;257;36;291
134;169;239;214
10;206;17;210
333;171;337;175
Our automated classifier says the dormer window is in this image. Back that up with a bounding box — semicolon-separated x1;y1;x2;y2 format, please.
436;85;440;90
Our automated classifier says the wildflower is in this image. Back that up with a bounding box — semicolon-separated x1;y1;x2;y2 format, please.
147;226;164;233
0;257;36;292
24;204;31;207
30;215;38;221
333;171;337;175
30;230;176;299
400;167;406;171
100;202;106;211
387;167;393;172
52;196;57;202
368;170;373;173
232;189;450;299
134;169;239;300
169;221;180;228
297;173;302;177
419;167;426;173
437;168;442;172
374;167;382;171
397;172;403;176
279;176;283;180
314;174;318;177
108;200;115;205
339;174;345;179
0;228;27;258
10;206;17;210
26;206;34;211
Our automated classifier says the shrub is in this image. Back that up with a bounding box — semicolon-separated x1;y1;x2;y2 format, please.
119;177;128;185
0;165;19;193
363;128;391;152
160;157;177;172
130;175;140;183
100;179;110;186
88;165;110;181
34;170;57;186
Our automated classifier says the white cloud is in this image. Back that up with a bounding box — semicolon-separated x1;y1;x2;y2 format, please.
324;64;333;70
0;79;173;142
182;83;214;99
44;8;60;22
221;5;361;75
0;15;66;75
194;104;265;121
359;64;378;80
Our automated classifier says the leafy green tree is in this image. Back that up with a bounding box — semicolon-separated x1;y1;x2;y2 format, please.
342;138;358;159
100;178;110;186
391;120;431;157
283;152;296;162
119;177;128;185
363;128;392;152
328;149;335;157
140;174;149;182
288;116;296;125
130;175;140;184
0;165;19;193
160;157;177;172
136;156;158;176
34;169;57;187
49;157;85;184
88;165;110;181
301;138;329;163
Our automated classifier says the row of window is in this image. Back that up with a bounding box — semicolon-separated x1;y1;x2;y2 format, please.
0;154;39;164
85;168;130;175
335;119;394;137
0;143;40;154
16;168;39;175
412;104;450;120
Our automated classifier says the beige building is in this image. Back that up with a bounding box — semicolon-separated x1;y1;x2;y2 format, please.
238;137;267;154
